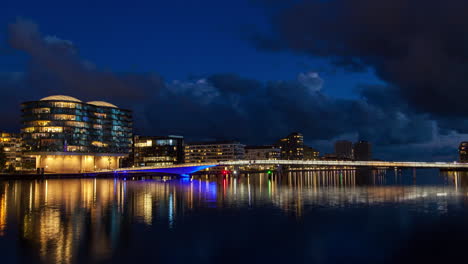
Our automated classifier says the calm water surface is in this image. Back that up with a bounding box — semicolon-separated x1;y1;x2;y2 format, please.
0;169;468;264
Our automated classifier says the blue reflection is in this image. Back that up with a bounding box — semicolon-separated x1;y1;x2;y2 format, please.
122;165;217;174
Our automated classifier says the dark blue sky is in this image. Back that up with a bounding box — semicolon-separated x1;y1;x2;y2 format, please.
2;0;468;161
1;0;377;98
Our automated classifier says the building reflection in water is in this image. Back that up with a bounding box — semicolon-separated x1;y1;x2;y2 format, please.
0;169;464;263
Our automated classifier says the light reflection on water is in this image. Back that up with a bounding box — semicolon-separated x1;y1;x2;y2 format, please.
0;169;467;263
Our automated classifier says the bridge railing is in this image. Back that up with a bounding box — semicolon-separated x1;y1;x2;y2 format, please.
113;162;218;172
111;160;468;173
219;160;468;168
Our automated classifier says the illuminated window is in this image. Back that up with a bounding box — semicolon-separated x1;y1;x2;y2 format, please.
38;120;51;126
53;114;76;120
67;146;79;152
32;108;50;114
94;112;107;118
40;127;63;133
65;121;86;128
32;133;49;139
135;140;152;147
23;127;35;133
52;102;77;108
92;141;108;147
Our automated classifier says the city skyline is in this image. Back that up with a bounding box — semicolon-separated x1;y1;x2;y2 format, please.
2;2;468;263
1;1;468;161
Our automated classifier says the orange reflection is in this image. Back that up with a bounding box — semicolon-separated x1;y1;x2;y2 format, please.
0;169;462;263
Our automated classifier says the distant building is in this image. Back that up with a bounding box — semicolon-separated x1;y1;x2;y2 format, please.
245;145;280;160
185;141;245;163
334;140;353;160
21;95;133;173
277;132;304;160
322;153;339;160
0;132;36;171
304;146;320;160
0;132;22;171
354;141;372;161
459;142;468;162
133;135;184;167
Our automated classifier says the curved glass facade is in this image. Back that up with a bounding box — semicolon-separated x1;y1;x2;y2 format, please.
21;99;133;154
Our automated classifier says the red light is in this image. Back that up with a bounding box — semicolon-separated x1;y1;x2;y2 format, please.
222;170;229;175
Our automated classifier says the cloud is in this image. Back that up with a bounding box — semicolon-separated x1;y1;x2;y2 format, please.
297;71;323;92
1;17;463;160
7;18;162;105
145;74;436;151
252;0;468;125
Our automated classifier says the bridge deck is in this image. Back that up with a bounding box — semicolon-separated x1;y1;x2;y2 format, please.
219;160;468;169
110;160;468;174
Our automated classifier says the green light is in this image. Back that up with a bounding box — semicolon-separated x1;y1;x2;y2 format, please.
267;170;272;174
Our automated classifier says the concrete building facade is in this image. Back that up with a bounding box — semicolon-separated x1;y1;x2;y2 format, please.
185;141;245;163
245;145;280;160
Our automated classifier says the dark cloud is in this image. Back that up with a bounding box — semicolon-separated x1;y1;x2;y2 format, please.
252;0;468;123
0;18;460;160
7;18;162;105
145;74;435;149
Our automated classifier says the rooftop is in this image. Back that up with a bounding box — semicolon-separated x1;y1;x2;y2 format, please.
40;95;82;102
37;95;119;108
87;101;118;108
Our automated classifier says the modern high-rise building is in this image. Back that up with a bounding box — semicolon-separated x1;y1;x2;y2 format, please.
353;140;372;161
334;140;353;160
304;146;320;160
185;141;245;163
245;145;280;160
277;132;304;160
133;135;184;167
21;95;133;173
459;142;468;162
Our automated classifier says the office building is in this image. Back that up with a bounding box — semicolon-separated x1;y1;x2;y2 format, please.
354;140;372;161
245;145;280;160
334;140;353;160
185;141;245;163
133;135;184;167
277;132;304;160
21;95;133;173
459;142;468;162
304;146;320;160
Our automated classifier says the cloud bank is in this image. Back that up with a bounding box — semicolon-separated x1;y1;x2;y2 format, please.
0;17;464;160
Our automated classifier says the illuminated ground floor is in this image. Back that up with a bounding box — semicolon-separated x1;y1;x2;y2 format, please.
29;152;127;173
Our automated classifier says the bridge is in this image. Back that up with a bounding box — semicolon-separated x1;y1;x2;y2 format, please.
110;160;468;175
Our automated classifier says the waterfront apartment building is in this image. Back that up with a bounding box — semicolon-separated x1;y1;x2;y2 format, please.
354;140;372;161
459;142;468;162
0;132;22;171
185;141;245;163
0;132;36;171
133;135;184;167
245;145;280;160
304;146;320;160
21;95;133;173
334;140;353;160
277;132;304;160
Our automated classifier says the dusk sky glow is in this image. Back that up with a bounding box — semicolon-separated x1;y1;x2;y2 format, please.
2;0;468;161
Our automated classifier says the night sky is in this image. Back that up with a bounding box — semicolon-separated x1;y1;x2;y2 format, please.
1;0;467;161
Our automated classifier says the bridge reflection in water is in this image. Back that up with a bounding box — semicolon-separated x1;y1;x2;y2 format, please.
0;169;466;263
